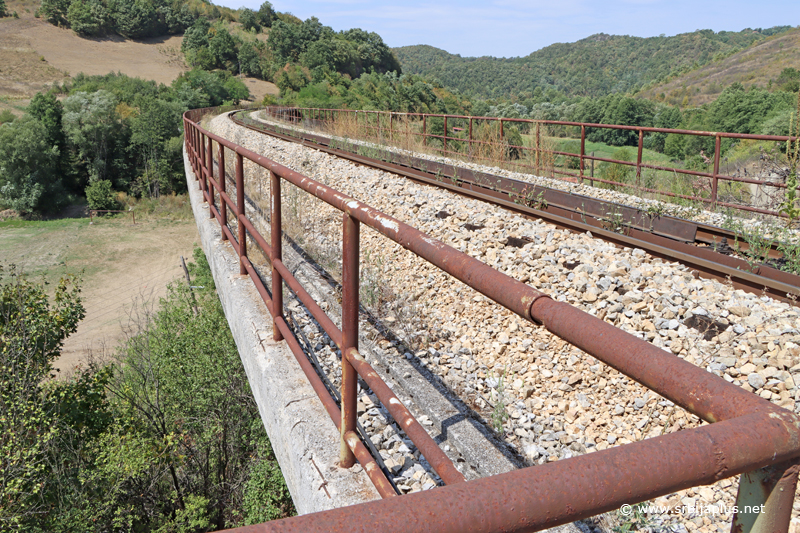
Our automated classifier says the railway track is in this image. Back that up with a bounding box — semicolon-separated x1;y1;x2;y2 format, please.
229;109;800;305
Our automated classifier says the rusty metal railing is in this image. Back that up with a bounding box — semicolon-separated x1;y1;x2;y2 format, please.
184;107;800;533
264;106;800;219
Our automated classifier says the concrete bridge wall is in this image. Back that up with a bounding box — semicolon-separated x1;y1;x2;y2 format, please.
184;146;381;514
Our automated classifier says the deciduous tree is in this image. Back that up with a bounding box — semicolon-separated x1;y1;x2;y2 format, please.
240;7;259;32
0;268;84;528
0;116;63;213
62;90;121;183
256;0;274;27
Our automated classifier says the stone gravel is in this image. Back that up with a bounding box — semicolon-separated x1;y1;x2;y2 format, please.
210;112;800;533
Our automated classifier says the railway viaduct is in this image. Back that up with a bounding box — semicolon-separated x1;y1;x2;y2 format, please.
183;107;800;533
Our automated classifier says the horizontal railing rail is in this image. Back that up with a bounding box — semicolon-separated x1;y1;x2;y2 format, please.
264;106;800;219
184;106;800;533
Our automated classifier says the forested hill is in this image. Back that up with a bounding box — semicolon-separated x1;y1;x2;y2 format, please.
393;26;794;99
638;27;800;107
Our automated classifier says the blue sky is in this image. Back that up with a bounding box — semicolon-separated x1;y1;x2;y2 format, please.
214;0;800;58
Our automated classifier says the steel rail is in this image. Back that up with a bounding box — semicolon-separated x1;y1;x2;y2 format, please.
233;112;800;305
185;107;800;533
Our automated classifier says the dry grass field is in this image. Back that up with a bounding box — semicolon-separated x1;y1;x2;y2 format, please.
0;5;278;117
0;16;67;114
0;204;200;374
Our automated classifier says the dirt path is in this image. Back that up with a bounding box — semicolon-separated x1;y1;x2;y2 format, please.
0;215;199;374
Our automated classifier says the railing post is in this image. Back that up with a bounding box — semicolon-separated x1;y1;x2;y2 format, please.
730;461;799;533
194;127;199;176
199;130;204;188
199;132;207;192
193;126;197;171
187;123;194;173
712;134;721;209
389;112;393;143
219;145;227;240
636;129;644;187
339;212;360;468
469;117;473;158
580;125;586;184
270;170;283;342
208;136;214;219
423;115;427;147
443;115;448;154
536;122;541;176
236;152;246;275
198;129;203;180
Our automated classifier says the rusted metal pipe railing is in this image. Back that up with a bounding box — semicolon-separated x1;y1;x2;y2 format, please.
266;106;800;219
184;109;464;499
225;410;800;533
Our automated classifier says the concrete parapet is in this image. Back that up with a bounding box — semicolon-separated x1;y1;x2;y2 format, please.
184;146;381;514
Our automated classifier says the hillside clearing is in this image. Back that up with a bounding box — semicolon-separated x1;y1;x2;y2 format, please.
0;14;278;113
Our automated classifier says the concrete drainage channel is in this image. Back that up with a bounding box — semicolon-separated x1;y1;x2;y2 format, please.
197;133;588;532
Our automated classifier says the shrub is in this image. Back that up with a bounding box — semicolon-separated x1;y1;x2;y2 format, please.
242;440;295;524
40;0;71;26
664;133;685;159
0;109;14;125
503;125;524;160
0;267;85;528
599;147;634;188
559;139;582;169
223;76;250;104
85;179;118;210
240;8;259;32
67;0;109;36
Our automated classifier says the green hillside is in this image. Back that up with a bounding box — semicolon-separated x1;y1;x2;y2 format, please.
393;26;794;99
